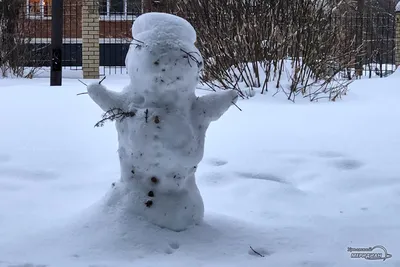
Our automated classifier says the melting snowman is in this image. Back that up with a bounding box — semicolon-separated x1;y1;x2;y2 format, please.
86;12;238;231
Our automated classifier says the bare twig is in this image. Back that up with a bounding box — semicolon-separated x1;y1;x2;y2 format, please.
77;92;88;96
231;101;242;111
131;38;146;49
250;246;265;258
99;76;106;84
94;108;136;127
180;48;202;68
132;37;145;44
77;79;88;95
231;95;242;111
78;79;87;86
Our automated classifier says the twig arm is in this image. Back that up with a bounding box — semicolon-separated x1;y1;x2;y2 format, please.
87;82;124;112
193;90;238;123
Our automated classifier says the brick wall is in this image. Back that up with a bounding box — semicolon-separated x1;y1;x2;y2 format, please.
21;0;134;40
100;21;132;39
82;0;100;79
396;10;400;65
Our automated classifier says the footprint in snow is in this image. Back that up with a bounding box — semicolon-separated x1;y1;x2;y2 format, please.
312;151;364;171
236;172;288;184
205;158;228;167
270;150;345;165
330;159;364;171
165;242;180;254
169;242;180;249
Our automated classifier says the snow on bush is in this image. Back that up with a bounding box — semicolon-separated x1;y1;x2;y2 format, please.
0;0;44;78
171;0;380;102
206;59;350;102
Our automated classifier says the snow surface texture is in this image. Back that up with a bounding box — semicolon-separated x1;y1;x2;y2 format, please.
87;13;238;231
0;69;400;266
396;1;400;12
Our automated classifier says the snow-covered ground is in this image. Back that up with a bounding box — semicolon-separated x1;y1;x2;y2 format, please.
0;70;399;267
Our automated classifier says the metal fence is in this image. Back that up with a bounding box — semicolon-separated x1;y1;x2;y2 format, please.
343;13;397;78
10;0;141;75
21;1;82;71
99;0;141;75
321;13;397;79
95;11;398;78
6;2;399;78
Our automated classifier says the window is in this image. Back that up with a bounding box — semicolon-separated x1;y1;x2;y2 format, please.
100;0;141;19
27;0;52;18
126;0;141;16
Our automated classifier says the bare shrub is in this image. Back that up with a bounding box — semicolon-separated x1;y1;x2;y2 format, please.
0;0;44;78
158;0;369;102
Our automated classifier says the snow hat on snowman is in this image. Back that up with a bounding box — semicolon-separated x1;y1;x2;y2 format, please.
125;13;203;95
132;12;197;45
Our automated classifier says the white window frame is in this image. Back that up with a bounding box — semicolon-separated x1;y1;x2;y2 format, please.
100;0;140;21
26;0;52;20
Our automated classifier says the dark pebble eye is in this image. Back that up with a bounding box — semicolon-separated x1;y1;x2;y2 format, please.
145;200;153;207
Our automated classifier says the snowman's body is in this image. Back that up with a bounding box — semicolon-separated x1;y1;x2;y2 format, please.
87;12;237;231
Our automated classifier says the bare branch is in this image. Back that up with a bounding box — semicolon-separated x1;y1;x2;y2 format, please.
250;246;265;258
94;108;136;128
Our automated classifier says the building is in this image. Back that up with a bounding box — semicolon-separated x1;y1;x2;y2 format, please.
23;0;142;69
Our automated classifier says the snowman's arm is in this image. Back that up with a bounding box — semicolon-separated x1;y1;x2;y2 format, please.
193;90;238;123
87;83;124;112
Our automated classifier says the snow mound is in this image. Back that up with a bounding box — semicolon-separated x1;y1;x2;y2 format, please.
0;203;283;267
0;75;400;266
132;12;197;44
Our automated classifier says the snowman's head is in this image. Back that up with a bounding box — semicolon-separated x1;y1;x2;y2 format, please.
125;13;203;97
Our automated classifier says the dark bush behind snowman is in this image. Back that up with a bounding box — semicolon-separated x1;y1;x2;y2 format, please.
87;12;238;231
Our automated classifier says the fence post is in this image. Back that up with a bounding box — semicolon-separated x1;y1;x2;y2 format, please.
396;2;400;67
82;0;100;79
50;0;63;86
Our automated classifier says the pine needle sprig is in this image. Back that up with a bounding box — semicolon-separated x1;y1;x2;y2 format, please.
95;108;136;127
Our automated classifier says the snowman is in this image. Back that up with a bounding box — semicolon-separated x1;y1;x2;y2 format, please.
86;12;238;231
